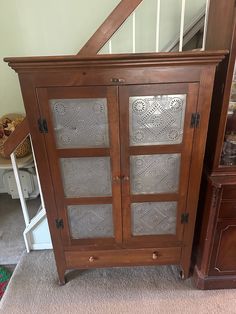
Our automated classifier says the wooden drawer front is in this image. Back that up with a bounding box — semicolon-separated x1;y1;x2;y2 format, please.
219;201;236;218
222;186;236;201
65;247;181;269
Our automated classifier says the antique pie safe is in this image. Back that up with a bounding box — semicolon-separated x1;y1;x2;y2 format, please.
5;51;225;284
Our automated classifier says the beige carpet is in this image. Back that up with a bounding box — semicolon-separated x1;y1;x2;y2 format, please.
1;251;236;314
0;194;40;265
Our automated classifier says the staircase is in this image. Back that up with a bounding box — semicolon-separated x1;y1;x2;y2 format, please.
98;0;209;54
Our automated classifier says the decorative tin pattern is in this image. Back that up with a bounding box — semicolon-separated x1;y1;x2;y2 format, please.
131;202;177;235
60;157;112;197
50;98;109;148
129;95;186;145
68;204;114;239
130;154;180;194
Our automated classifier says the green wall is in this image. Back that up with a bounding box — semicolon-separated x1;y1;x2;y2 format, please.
0;0;205;116
0;0;120;116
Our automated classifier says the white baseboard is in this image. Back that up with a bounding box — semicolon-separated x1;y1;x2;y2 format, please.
30;243;53;250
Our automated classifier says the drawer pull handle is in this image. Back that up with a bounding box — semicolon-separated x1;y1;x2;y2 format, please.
152;252;159;260
111;78;125;83
88;256;95;262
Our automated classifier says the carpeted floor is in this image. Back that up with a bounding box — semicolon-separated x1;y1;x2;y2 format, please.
0;194;40;265
1;251;236;314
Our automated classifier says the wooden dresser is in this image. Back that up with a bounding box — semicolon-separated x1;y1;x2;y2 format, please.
193;7;236;289
4;52;225;284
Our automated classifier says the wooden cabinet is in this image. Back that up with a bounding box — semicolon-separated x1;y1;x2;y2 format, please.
194;5;236;289
194;177;236;289
4;52;224;284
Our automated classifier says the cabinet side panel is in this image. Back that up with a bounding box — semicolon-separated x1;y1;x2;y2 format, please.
18;74;66;281
180;66;216;277
195;178;221;274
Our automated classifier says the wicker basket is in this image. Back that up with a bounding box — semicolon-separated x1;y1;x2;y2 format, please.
0;114;31;159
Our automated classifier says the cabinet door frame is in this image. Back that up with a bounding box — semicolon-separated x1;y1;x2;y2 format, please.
36;86;123;250
119;83;199;248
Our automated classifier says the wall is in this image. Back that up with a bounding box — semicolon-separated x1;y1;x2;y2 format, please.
0;0;120;116
0;0;206;116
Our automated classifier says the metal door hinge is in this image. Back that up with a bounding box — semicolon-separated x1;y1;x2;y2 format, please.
55;219;64;229
190;113;200;128
181;213;189;224
38;118;48;133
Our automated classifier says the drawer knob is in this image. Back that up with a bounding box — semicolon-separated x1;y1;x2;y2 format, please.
88;256;95;262
112;176;120;183
152;252;159;260
111;78;125;83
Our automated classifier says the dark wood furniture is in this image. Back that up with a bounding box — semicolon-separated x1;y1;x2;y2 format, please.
4;51;225;285
193;2;236;289
194;176;236;289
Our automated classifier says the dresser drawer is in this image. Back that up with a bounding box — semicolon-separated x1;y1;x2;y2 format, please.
65;247;181;269
222;186;236;201
219;201;236;218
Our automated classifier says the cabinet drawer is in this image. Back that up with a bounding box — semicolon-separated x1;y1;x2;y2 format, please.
222;186;236;200
219;201;236;218
65;247;181;269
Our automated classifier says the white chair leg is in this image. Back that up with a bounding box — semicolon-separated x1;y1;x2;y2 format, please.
10;152;30;226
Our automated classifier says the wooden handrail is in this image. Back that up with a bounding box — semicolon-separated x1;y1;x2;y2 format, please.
3;117;30;157
78;0;143;56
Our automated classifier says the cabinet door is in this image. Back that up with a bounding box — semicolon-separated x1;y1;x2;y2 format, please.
209;221;236;275
119;83;199;247
37;86;122;249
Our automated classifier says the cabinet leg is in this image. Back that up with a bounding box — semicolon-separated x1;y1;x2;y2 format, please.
179;254;191;280
58;270;66;286
58;277;66;286
179;270;185;280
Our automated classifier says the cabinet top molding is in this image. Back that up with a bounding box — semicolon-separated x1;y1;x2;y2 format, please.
4;51;227;73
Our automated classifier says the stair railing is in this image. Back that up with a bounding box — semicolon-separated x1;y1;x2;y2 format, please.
90;0;211;55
